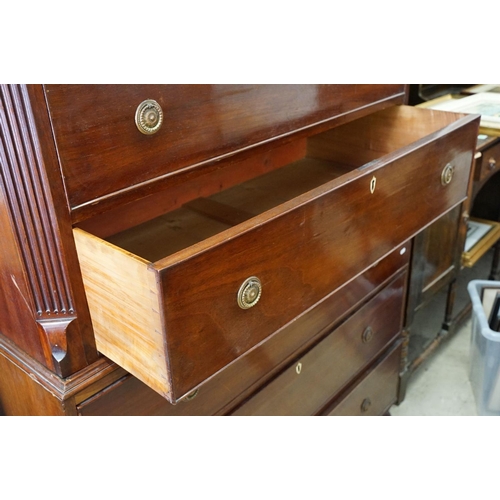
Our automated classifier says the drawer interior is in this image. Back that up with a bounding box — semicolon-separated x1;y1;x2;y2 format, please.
102;105;462;263
106;158;350;261
73;103;474;401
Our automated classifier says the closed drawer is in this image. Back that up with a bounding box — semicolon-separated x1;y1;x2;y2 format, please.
475;140;500;183
231;273;405;416
45;84;405;213
324;342;402;416
73;105;478;402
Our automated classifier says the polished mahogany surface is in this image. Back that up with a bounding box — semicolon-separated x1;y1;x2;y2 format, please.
408;205;462;316
78;243;410;416
0;85;98;376
0;85;481;415
154;110;476;398
72;104;478;401
325;343;402;416
0;350;66;416
44;84;405;218
231;273;406;416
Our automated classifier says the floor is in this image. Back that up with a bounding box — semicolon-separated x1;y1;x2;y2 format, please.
391;319;478;416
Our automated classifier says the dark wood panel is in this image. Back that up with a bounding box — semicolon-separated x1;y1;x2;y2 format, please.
324;342;402;416
0;84;98;375
0;332;123;415
471;170;500;221
77;135;309;235
0;350;66;416
157;115;477;399
231;273;405;416
44;84;405;214
78;244;410;416
407;205;462;316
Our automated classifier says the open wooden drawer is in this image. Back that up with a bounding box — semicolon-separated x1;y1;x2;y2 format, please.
73;105;479;402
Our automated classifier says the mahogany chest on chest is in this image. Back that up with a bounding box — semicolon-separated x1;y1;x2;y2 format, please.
0;85;479;415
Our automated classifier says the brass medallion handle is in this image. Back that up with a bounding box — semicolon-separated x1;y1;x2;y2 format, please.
489;157;497;171
182;389;199;402
237;276;262;309
135;99;163;135
441;163;455;186
362;326;374;344
361;397;372;413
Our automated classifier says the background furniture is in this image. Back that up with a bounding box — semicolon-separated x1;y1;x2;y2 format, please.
399;87;500;397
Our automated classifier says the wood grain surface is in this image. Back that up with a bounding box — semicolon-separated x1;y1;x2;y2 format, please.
325;342;402;416
231;273;406;416
74;105;478;401
44;84;405;218
77;244;410;415
73;229;170;398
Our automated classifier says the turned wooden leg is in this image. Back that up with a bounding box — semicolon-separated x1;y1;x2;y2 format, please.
396;328;410;404
443;279;457;333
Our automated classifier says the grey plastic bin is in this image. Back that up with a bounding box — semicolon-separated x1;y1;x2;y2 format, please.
468;280;500;416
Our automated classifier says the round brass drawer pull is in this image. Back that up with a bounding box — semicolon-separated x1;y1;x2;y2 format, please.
237;276;262;309
296;362;302;375
489;157;497;170
182;389;199;402
361;397;372;413
441;163;455;186
135;99;163;135
362;326;374;344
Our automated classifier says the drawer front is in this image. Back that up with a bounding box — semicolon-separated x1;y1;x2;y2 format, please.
325;342;402;416
159;119;476;398
231;274;405;416
78;245;409;415
45;84;405;212
476;140;500;183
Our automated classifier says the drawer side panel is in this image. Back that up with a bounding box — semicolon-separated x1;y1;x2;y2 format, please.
73;229;170;398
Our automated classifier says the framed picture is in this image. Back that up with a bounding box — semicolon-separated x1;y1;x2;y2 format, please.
428;92;500;131
465;84;500;95
463;218;500;268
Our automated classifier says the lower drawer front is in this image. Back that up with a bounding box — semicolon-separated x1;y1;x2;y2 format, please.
231;274;405;416
325;342;402;416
